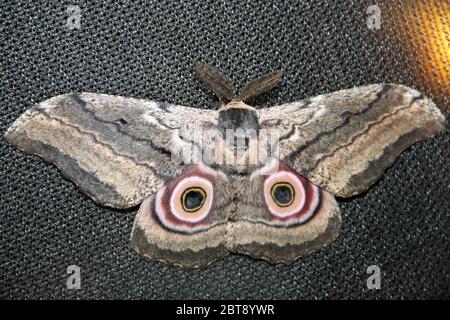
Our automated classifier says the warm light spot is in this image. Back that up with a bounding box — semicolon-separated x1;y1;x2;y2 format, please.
382;1;449;113
410;2;449;95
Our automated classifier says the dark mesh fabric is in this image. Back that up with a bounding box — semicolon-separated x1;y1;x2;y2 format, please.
1;1;448;299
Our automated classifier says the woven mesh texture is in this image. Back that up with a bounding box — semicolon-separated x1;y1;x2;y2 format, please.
1;1;448;299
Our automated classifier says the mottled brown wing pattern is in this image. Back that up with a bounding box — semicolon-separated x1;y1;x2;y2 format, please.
259;84;446;197
4;93;216;208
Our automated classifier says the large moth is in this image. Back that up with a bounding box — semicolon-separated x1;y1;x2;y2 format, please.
5;63;446;268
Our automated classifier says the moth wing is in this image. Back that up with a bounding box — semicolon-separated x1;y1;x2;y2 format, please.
5;93;217;208
229;160;341;264
131;164;233;268
259;84;446;197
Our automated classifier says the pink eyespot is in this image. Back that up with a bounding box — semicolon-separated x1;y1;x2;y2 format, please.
154;164;217;233
262;161;320;225
169;176;213;223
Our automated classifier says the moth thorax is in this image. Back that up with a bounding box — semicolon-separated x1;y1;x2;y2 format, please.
217;101;260;139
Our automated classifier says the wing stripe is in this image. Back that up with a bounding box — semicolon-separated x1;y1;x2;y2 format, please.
69;94;174;157
302;93;423;175
38;111;169;180
286;84;392;162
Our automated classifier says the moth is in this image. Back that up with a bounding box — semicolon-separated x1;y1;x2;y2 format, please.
5;63;446;268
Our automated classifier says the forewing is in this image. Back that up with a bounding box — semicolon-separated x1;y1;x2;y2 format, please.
5;93;216;208
259;84;446;197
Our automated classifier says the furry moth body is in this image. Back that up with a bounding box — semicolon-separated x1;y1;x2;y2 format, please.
5;63;446;268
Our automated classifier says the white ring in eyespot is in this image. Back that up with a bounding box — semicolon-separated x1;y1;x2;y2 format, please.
169;176;213;223
264;171;306;218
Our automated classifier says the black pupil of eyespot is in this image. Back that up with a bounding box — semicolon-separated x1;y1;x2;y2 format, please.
274;185;292;204
184;190;204;210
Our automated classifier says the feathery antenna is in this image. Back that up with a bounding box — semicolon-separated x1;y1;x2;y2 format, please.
194;63;236;101
238;69;284;101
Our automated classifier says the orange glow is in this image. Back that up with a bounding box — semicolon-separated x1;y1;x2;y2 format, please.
410;2;449;94
383;1;449;113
